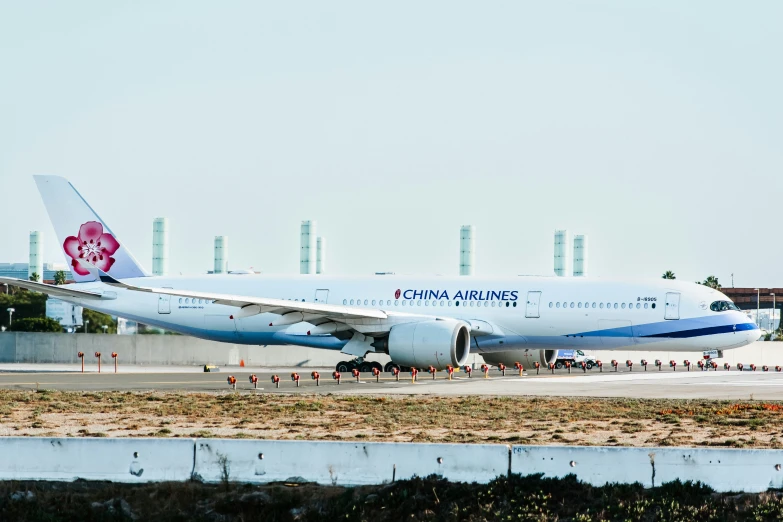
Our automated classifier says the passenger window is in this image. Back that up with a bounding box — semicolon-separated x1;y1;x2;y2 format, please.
636;303;640;309
570;302;574;308
592;303;596;308
644;303;649;309
178;298;182;304
402;301;406;306
506;302;510;307
350;299;354;305
621;303;626;309
556;302;561;308
549;302;553;308
513;302;517;307
394;300;399;306
417;300;421;306
343;299;347;305
578;302;582;308
599;303;604;309
372;300;376;305
613;303;618;309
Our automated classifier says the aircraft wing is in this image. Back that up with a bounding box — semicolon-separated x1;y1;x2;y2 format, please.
98;273;387;321
0;277;108;300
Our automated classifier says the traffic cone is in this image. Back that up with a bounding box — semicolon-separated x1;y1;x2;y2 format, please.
240;359;245;367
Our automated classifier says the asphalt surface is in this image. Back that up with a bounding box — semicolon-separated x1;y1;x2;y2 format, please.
1;364;782;399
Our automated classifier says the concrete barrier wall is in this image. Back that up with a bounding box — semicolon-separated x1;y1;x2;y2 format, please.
0;332;779;367
193;439;509;486
512;445;783;492
0;332;391;367
590;342;783;368
0;437;194;482
1;437;783;491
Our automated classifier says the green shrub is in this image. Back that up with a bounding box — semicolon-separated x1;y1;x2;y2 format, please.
8;317;63;332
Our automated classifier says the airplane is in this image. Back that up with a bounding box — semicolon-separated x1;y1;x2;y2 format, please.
0;176;760;373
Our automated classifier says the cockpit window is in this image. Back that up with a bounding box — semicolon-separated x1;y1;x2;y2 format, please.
710;300;740;312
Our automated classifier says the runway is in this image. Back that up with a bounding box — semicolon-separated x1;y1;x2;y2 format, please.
1;364;782;399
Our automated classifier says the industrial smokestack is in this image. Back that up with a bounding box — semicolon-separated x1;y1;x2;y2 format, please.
300;220;316;274
152;217;169;276
316;236;325;274
459;225;474;276
573;234;588;277
28;231;42;282
554;229;571;277
214;236;228;274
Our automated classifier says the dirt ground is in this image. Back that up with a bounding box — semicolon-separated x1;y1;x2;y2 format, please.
1;390;783;448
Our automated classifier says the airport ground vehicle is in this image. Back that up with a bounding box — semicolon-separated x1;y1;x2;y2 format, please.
553;349;597;369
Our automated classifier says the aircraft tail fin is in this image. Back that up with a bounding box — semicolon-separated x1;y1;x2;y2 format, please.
33;176;149;282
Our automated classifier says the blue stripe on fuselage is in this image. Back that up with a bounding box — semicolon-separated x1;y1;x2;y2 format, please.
571;315;758;339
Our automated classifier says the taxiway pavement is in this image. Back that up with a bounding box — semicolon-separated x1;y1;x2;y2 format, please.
0;364;780;399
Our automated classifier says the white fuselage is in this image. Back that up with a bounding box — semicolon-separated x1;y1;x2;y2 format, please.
60;274;759;363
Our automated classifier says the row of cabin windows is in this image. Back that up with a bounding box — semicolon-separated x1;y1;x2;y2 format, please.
549;301;655;310
343;299;517;308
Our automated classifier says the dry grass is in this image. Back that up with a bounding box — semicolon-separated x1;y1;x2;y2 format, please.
1;390;783;448
3;475;783;521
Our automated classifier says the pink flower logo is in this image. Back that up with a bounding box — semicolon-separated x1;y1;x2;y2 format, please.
394;289;401;299
63;221;120;276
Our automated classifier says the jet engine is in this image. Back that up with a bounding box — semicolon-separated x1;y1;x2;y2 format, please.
481;349;557;368
386;319;471;370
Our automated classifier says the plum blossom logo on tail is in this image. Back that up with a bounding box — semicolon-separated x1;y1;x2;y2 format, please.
394;289;401;299
63;221;120;276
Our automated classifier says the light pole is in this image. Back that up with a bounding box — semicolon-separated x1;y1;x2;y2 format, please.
2;283;7;295
101;325;108;334
754;288;760;327
85;320;90;333
772;293;776;333
6;308;15;326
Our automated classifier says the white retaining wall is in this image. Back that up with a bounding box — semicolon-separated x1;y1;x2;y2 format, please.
512;445;783;492
0;332;391;367
193;439;508;486
1;333;779;368
0;438;194;482
1;438;783;491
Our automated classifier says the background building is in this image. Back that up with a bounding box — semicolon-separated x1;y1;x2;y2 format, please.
0;263;73;283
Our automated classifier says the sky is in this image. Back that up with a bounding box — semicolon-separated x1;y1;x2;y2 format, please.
1;1;781;286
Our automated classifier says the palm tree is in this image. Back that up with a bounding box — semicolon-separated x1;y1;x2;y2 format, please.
29;272;40;283
53;271;66;286
702;276;721;290
662;271;676;280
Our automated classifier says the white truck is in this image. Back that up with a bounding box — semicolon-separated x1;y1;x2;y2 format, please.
553;349;597;369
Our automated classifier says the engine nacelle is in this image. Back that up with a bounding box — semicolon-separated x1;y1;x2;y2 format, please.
388;319;470;370
481;349;556;368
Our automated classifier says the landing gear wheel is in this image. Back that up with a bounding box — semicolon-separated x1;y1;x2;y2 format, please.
555;362;564;370
358;362;373;373
336;361;351;373
586;362;593;370
384;362;400;373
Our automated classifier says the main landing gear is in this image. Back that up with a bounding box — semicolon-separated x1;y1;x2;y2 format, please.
335;359;410;374
335;359;383;373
